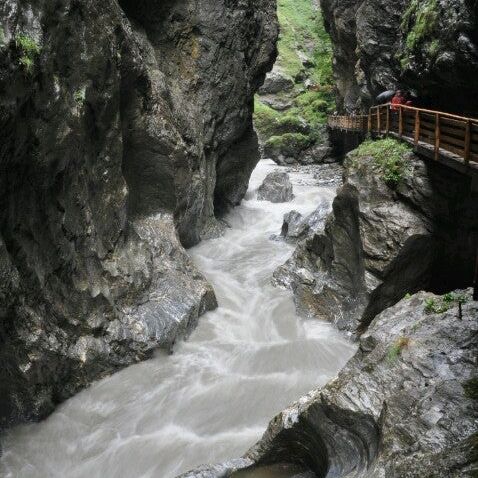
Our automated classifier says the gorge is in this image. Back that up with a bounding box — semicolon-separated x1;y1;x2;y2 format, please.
1;0;477;477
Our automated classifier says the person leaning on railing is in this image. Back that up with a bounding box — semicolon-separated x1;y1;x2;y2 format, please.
391;90;413;111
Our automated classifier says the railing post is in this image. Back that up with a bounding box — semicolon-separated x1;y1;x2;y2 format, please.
368;110;372;133
414;110;420;146
435;113;441;160
386;105;390;135
399;106;403;137
464;120;471;165
377;106;382;134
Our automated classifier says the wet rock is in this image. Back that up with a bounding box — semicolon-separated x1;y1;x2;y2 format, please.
257;172;294;203
241;290;478;478
281;201;331;242
321;0;478;113
182;291;478;477
0;0;278;427
258;68;295;95
275;152;478;334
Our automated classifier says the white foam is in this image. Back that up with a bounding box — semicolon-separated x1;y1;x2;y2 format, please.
0;160;357;478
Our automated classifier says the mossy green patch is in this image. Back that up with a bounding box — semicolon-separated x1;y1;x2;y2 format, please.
254;0;335;151
400;0;440;70
15;33;41;75
264;132;313;153
350;138;412;187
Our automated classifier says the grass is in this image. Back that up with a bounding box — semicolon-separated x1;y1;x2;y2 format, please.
74;88;86;106
350;138;412;187
15;33;41;75
424;292;468;314
253;0;335;150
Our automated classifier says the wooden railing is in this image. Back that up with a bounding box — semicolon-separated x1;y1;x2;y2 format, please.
369;104;478;166
328;115;369;132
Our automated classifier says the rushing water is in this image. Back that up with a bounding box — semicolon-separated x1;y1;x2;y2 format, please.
0;160;356;478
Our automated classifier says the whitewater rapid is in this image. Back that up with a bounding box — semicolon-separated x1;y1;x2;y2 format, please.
0;160;356;478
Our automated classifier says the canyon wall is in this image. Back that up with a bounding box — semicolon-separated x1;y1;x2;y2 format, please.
321;0;478;114
0;0;277;428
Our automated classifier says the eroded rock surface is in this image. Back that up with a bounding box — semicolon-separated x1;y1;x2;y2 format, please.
274;152;478;334
0;0;278;427
257;171;294;203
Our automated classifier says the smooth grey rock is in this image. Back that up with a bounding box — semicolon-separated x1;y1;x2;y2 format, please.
182;291;478;477
258;68;295;95
257;172;294;203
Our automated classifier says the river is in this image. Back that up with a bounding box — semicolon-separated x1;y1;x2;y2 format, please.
0;160;356;478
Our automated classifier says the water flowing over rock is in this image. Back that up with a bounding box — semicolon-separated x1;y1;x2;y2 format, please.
321;0;478;113
0;0;278;428
183;290;478;477
257;171;295;203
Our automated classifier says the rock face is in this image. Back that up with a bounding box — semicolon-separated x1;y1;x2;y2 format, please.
274;151;478;335
257;171;294;203
243;290;478;478
180;290;478;477
0;0;277;428
321;0;478;114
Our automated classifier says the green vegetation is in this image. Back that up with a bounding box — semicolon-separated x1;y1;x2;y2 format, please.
387;337;410;363
400;0;440;70
424;292;468;314
276;0;332;83
15;33;41;75
253;0;335;151
0;26;5;46
74;88;86;106
264;132;314;156
351;138;412;187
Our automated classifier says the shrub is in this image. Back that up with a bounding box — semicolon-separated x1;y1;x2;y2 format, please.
351;138;412;187
424;292;468;314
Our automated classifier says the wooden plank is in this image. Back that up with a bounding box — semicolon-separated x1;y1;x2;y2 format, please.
386;106;390;134
399;107;404;137
414;110;420;145
435;113;441;160
440;133;465;150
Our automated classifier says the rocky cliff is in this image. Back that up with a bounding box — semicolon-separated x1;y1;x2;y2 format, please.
321;0;478;114
0;0;277;428
274;139;478;335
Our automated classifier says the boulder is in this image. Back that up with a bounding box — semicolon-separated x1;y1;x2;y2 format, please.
257;171;294;203
258;69;295;95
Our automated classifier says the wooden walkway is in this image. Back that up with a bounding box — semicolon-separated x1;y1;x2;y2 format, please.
328;105;478;177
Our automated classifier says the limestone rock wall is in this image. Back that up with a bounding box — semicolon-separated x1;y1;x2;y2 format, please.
274;152;478;335
321;0;478;114
0;0;277;428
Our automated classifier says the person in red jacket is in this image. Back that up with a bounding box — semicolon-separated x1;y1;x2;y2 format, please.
391;90;406;111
